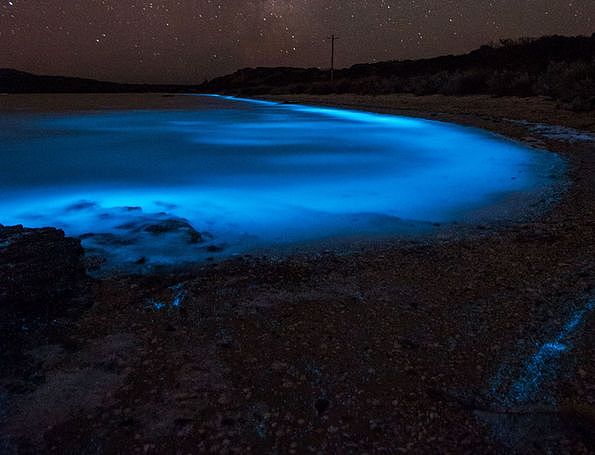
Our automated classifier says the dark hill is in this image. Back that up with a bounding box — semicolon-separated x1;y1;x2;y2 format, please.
201;34;595;111
3;34;594;110
0;69;197;94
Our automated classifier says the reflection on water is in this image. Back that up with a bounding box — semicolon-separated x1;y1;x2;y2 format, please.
0;95;562;271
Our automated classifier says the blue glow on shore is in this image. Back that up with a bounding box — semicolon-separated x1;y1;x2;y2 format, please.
147;284;186;311
170;284;186;308
202;94;280;106
491;300;594;406
0;95;563;269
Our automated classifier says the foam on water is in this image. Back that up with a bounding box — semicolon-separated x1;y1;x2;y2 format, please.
0;95;563;270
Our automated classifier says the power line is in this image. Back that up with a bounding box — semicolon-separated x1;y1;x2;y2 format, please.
326;34;339;82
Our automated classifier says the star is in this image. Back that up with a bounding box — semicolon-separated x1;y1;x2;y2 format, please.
0;0;592;83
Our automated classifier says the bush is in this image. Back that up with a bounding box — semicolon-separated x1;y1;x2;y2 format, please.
206;35;595;110
536;59;595;105
486;70;535;96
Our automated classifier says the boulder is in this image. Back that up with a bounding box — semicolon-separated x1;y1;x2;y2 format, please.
0;225;88;319
142;219;203;244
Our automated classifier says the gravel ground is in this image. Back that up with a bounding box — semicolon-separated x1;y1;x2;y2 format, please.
1;94;593;454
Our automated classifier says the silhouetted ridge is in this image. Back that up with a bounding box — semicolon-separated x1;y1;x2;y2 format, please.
0;69;198;94
201;34;595;111
3;34;594;110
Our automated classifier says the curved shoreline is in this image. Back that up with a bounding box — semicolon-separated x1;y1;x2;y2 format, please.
1;93;594;453
0;94;571;275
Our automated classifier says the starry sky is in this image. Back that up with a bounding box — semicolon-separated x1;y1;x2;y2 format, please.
1;1;593;84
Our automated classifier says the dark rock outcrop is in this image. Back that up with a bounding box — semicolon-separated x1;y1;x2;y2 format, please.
111;216;204;244
142;219;203;244
0;224;88;319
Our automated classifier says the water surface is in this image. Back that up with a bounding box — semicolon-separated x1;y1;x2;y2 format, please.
0;95;562;270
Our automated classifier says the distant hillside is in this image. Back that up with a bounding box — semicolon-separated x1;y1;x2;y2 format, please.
201;34;595;111
0;69;197;94
4;34;594;110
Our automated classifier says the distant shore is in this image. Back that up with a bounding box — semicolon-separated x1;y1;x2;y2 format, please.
1;93;594;453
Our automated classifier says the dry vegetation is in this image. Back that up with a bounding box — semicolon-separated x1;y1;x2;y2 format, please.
204;34;595;112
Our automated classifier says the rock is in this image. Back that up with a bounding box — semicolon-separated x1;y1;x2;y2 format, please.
0;225;88;319
142;219;203;244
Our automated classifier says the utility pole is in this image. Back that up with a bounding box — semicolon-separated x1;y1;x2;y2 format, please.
327;34;339;82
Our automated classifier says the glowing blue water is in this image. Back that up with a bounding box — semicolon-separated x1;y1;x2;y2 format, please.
0;95;562;269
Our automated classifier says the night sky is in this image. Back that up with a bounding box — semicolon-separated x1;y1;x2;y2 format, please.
1;1;593;84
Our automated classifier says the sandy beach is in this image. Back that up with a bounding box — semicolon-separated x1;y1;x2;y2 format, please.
1;93;594;454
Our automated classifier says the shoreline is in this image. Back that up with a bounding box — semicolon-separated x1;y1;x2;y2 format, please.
1;93;594;453
0;94;567;278
0;93;574;276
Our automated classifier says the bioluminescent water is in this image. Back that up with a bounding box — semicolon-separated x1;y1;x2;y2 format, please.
0;95;563;271
490;299;594;408
482;299;594;449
